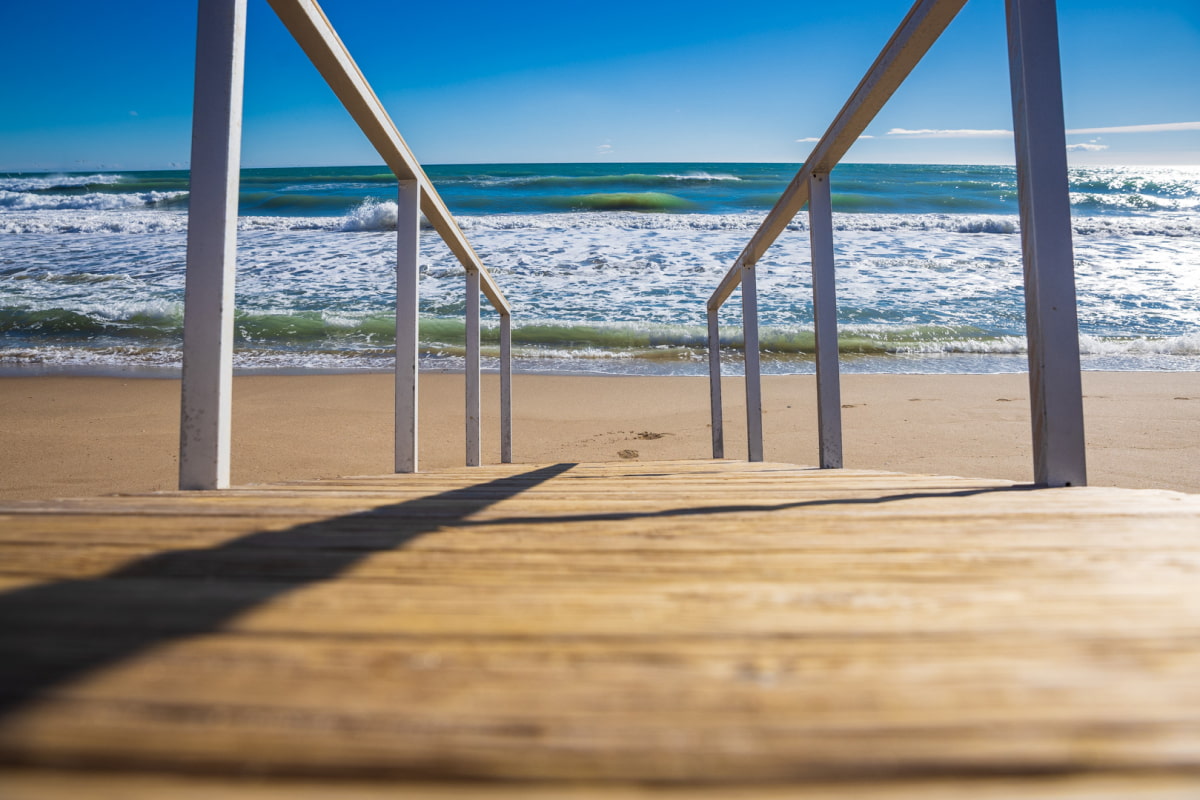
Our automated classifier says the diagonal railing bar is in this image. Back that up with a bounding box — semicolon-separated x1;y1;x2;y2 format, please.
706;0;1087;487
708;0;968;312
265;0;508;313
181;0;512;491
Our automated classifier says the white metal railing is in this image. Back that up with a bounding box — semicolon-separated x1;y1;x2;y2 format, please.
707;0;1087;488
180;0;512;490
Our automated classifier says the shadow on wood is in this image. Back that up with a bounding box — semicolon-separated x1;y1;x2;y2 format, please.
0;463;577;718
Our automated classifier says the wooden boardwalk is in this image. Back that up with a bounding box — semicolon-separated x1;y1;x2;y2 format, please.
2;460;1199;797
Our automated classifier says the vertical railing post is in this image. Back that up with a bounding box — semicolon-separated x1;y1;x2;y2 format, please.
808;172;844;469
395;179;421;473
179;0;247;491
1006;0;1087;487
707;308;724;459
466;271;482;466
500;312;512;463
741;264;764;463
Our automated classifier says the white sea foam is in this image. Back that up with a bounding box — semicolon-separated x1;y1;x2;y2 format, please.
955;218;1016;234
0;173;125;192
0;189;186;212
339;199;398;231
5;195;1199;374
1079;332;1200;356
657;172;742;182
3;202;1196;239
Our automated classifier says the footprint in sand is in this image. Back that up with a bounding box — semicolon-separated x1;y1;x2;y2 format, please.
618;449;639;459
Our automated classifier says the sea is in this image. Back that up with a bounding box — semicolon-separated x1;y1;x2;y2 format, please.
2;162;1199;376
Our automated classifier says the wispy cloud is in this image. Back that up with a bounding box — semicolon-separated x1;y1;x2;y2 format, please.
878;121;1199;140
1066;121;1200;135
596;142;614;157
1066;142;1108;152
886;128;1012;138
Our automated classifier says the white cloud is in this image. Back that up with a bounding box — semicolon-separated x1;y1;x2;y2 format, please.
1066;121;1200;135
596;143;614;156
886;128;1012;138
1066;142;1109;152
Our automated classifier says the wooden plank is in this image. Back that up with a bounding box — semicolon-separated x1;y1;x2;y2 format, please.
3;768;1199;800
2;462;1199;787
179;0;246;491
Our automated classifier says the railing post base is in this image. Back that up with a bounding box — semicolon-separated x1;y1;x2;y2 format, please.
707;309;724;459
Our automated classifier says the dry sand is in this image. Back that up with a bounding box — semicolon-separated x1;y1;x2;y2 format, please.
1;371;1197;501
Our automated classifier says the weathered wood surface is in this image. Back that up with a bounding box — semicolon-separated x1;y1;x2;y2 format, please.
1;460;1199;795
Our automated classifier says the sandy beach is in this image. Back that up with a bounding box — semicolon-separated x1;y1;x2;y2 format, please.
0;370;1197;500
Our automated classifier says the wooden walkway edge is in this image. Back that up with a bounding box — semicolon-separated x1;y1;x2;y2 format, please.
2;460;1199;796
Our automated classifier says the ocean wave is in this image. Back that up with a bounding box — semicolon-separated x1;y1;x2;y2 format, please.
6;313;1198;365
657;171;741;182
3;203;1196;240
0;302;184;339
0;173;126;192
340;199;398;231
549;192;697;212
955;218;1017;234
0;189;187;211
1078;332;1200;356
0;307;1091;360
457;171;749;190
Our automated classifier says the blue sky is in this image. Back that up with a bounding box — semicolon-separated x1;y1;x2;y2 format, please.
1;0;1197;171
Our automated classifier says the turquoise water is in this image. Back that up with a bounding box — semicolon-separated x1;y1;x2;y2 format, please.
8;162;1198;216
2;162;1199;374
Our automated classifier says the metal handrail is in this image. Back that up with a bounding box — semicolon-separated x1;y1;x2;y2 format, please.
706;0;1087;487
267;0;509;313
180;0;512;490
707;0;966;311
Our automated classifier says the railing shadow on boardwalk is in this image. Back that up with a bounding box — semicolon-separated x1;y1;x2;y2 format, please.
0;463;577;719
0;465;1031;720
458;485;1035;529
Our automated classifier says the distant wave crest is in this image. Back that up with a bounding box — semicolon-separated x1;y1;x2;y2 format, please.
0;189;186;212
0;173;126;192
